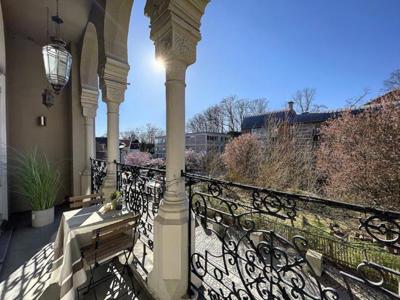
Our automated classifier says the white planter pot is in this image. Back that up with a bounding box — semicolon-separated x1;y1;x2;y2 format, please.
32;207;54;228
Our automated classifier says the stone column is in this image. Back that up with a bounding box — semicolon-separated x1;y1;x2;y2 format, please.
100;58;129;197
148;58;189;300
145;1;209;299
164;59;187;203
102;100;120;191
80;87;98;195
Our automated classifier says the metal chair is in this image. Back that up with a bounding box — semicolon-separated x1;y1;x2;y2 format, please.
69;193;104;209
78;213;141;299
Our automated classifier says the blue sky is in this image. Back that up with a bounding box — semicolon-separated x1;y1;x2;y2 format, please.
95;0;400;136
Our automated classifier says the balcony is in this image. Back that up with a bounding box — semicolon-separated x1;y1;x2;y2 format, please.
0;159;399;299
110;161;400;299
1;0;399;299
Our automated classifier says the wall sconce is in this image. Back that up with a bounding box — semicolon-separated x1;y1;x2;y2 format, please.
38;116;46;126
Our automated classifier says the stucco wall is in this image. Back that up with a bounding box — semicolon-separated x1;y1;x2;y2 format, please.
6;33;72;212
0;1;5;74
0;1;7;221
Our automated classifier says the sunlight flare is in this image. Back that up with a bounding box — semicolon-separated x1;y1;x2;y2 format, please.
153;56;165;71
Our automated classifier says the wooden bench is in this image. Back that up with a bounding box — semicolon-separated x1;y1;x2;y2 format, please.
69;193;104;209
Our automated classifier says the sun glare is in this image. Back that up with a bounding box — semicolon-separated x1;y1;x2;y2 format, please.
153;56;165;71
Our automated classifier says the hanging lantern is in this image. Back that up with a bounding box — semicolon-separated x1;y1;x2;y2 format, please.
42;1;72;95
42;40;72;94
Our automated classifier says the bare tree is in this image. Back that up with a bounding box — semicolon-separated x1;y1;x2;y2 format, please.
248;98;268;114
383;69;400;91
143;123;164;144
187;96;268;133
203;105;225;133
186;113;209;133
345;88;370;108
292;88;326;113
120;124;164;144
234;98;249;131
120;129;137;141
221;96;237;132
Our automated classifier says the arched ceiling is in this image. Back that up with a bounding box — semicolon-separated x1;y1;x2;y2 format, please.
2;0;93;46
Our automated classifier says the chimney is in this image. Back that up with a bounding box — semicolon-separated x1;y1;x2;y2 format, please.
288;101;294;112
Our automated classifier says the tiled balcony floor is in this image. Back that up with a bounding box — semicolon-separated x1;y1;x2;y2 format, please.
0;207;152;300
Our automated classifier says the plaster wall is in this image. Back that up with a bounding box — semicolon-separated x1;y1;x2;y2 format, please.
0;1;7;220
5;33;73;212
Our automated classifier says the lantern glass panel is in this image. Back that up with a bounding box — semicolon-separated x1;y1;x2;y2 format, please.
42;43;72;94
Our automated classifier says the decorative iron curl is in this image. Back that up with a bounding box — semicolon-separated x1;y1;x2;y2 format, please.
359;215;400;249
182;172;400;299
116;162;165;274
90;158;107;194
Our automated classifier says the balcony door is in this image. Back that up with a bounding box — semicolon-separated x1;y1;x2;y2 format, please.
0;73;7;222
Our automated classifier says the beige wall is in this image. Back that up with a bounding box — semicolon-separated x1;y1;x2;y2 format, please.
6;33;73;212
0;1;5;74
0;1;7;220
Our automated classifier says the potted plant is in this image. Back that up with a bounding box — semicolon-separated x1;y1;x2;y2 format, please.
111;191;122;210
15;150;61;227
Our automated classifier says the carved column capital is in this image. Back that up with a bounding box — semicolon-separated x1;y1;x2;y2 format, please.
81;87;99;118
145;0;209;66
100;57;130;104
155;30;198;66
106;101;120;113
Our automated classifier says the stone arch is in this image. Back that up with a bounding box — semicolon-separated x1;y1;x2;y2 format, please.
80;22;99;91
79;21;100;195
103;0;133;63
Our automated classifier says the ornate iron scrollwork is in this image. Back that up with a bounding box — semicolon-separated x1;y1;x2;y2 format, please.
116;162;165;275
183;172;400;300
90;158;107;194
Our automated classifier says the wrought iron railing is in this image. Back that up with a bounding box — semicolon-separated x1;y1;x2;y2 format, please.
183;172;400;300
116;162;166;276
90;158;107;193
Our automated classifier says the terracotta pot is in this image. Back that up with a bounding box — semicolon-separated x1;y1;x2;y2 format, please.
32;207;54;227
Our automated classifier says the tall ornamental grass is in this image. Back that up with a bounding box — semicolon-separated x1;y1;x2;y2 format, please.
15;150;61;211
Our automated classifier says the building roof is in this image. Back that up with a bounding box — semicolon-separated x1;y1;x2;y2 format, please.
241;110;296;129
241;109;361;130
241;90;398;131
293;111;341;124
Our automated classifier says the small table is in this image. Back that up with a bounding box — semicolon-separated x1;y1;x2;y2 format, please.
51;205;131;300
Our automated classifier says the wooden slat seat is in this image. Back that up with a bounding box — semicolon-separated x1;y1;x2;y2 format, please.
81;232;133;265
69;193;104;209
77;213;140;297
80;213;140;266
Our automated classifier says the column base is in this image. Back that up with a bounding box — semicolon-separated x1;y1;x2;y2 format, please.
148;198;192;300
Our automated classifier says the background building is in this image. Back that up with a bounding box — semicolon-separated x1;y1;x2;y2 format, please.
154;132;230;158
96;137;140;161
242;90;400;148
